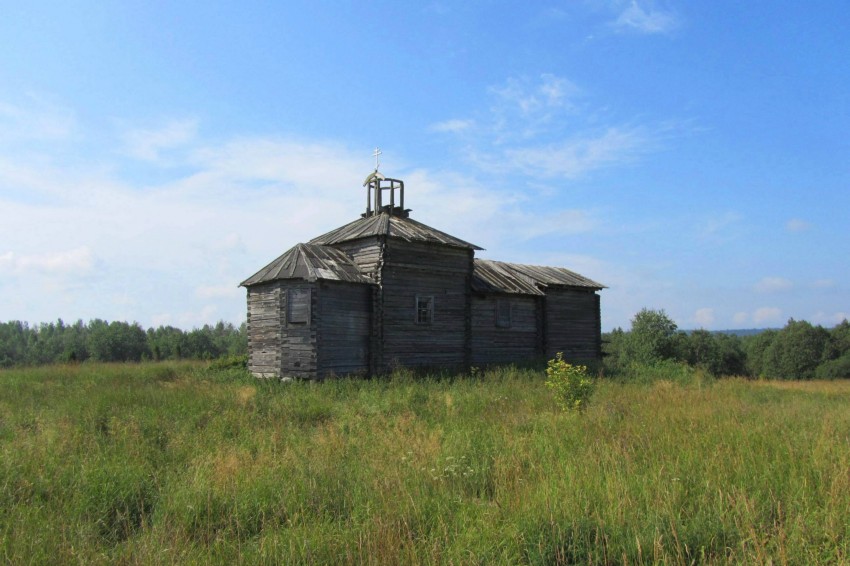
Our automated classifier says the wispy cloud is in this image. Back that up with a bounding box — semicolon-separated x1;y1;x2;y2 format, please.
0;96;76;144
753;307;782;325
812;311;849;326
196;284;241;299
0;247;94;275
431;73;673;181
732;307;784;326
733;311;749;325
613;1;680;35
754;276;793;293
429;119;475;133
693;307;715;327
3;119;601;327
499;126;651;178
812;279;835;289
785;218;810;233
698;211;743;243
490;73;579;118
488;74;581;142
122;119;199;162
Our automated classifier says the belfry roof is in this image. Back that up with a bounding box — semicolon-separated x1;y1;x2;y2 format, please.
309;213;482;250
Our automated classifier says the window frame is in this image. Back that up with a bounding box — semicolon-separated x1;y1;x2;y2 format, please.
495;298;512;328
287;287;311;325
415;295;434;325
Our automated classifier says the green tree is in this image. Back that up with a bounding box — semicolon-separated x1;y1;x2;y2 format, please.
761;320;829;379
602;327;627;374
823;320;850;360
743;329;778;377
623;308;678;365
89;320;150;362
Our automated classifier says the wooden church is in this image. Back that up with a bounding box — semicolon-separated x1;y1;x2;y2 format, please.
241;168;605;379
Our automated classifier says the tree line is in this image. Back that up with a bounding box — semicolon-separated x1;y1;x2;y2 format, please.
3;311;849;379
0;319;247;367
604;309;850;379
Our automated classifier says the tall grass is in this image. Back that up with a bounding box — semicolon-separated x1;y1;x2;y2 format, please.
1;362;848;564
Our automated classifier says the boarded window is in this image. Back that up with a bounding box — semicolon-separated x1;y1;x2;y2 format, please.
496;299;512;328
287;288;311;324
415;295;433;324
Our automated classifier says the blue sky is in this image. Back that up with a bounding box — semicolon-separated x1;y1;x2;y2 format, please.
1;1;848;331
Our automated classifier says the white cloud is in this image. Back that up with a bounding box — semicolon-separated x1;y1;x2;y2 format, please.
431;74;673;182
811;311;849;326
733;311;749;325
499;126;650;178
122;119;199;162
693;307;715;327
4;126;573;327
698;211;743;242
490;73;579;117
486;74;581;142
785;218;810;233
429;119;474;133
0;247;94;275
614;1;679;34
151;305;221;330
812;279;835;289
515;209;597;239
754;276;793;293
196;284;241;299
0;96;76;143
753;307;782;325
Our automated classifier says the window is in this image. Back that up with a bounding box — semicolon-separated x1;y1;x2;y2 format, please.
496;299;512;328
415;295;434;324
287;288;311;324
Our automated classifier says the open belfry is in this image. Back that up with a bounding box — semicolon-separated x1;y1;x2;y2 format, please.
241;152;604;379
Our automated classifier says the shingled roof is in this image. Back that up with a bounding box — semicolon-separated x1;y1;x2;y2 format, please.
472;259;605;295
309;212;482;250
240;243;374;287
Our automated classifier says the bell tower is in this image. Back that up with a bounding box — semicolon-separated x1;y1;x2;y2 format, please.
362;148;409;218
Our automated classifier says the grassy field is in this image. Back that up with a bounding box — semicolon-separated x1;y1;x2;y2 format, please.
1;363;848;565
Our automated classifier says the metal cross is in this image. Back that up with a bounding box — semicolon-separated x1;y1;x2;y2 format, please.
372;147;382;171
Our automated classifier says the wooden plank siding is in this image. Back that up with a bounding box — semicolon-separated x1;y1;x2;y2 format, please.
331;238;384;279
471;294;541;365
246;281;320;379
543;287;602;362
246;281;283;378
378;240;473;372
315;280;372;378
243;207;604;379
278;281;318;379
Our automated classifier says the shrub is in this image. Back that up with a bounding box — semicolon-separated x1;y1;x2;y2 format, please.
625;359;707;386
815;353;850;380
208;354;248;370
545;353;594;412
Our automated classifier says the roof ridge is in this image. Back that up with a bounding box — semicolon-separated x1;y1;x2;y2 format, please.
308;212;482;250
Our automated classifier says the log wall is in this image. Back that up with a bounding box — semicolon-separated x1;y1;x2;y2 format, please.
471;294;541;365
378;240;473;372
544;288;601;361
246;280;320;379
278;281;318;379
333;238;383;279
316;280;372;377
246;281;283;378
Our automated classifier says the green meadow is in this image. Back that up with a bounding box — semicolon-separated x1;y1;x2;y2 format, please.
1;362;848;564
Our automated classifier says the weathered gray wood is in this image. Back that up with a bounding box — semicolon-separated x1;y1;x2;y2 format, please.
243;197;603;379
471;294;541;365
544;287;602;362
316;280;371;378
